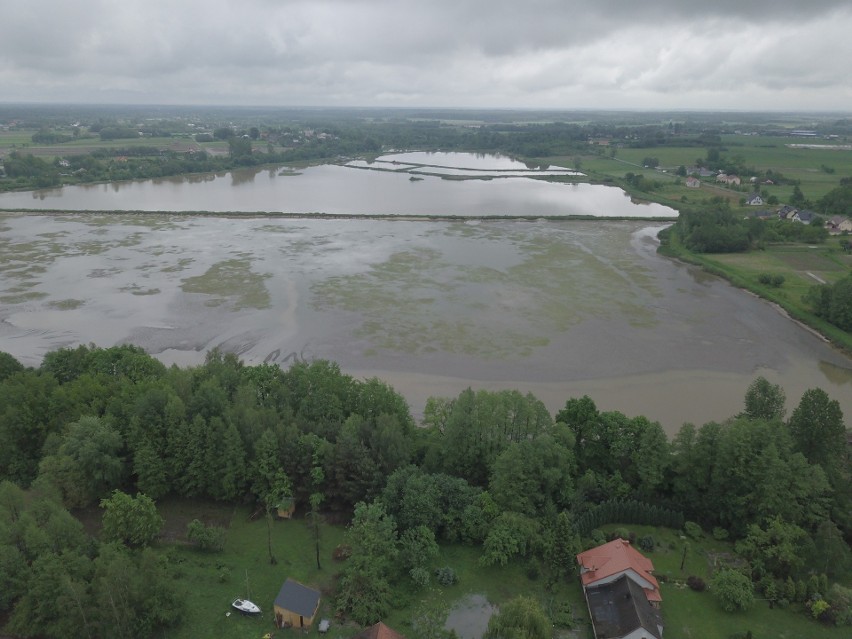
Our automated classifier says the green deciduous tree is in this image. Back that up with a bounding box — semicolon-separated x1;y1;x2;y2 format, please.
743;376;786;422
100;490;163;548
399;525;439;588
788;388;846;472
490;435;574;517
484;596;551;639
481;512;540;567
735;516;807;580
710;568;755;612
38;415;124;508
336;500;399;624
0;351;24;382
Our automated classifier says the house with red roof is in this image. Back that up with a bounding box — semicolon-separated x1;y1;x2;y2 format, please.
577;538;663;639
576;538;661;605
577;539;663;639
350;622;406;639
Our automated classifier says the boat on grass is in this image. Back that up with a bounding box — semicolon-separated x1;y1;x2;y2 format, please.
232;598;262;616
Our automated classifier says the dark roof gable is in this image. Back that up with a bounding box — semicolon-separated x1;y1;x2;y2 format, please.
274;578;321;617
585;574;662;639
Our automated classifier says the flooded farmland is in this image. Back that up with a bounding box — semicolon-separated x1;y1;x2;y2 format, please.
2;211;851;434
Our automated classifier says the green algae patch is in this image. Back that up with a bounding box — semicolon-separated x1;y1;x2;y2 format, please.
1;291;48;304
181;258;271;310
49;299;85;310
312;247;550;358
120;284;161;296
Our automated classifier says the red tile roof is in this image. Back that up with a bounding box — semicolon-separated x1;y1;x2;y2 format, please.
351;622;406;639
576;538;661;602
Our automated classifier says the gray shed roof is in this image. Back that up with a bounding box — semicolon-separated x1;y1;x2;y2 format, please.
274;578;321;617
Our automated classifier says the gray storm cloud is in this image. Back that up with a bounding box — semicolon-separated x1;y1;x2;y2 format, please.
1;0;850;109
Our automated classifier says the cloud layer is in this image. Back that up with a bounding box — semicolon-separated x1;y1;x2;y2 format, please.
2;0;850;109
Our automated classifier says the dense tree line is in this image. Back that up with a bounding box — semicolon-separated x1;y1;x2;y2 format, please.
805;273;852;332
671;206;830;254
0;346;850;633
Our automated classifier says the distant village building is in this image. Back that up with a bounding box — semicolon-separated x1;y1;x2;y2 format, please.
828;215;852;232
746;193;764;206
685;176;700;188
776;206;816;224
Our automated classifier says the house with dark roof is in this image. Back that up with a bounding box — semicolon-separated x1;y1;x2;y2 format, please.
351;622;407;639
585;575;663;639
273;578;321;629
577;538;663;639
746;193;764;206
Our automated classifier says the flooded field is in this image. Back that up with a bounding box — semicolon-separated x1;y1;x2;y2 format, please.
2;211;851;433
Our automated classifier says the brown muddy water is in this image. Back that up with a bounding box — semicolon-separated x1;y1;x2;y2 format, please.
1;212;850;434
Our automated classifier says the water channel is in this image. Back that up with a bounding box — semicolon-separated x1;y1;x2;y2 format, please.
1;153;850;433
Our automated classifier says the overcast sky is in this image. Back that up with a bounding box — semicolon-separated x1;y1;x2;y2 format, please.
2;0;851;111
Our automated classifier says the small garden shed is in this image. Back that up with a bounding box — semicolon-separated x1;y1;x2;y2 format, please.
276;496;295;519
273;578;321;629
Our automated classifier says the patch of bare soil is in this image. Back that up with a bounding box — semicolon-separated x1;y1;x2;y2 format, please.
157;497;236;543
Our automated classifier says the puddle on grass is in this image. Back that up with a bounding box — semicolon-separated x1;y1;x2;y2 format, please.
444;594;496;639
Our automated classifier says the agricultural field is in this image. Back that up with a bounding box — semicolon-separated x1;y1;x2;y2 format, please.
560;132;852;212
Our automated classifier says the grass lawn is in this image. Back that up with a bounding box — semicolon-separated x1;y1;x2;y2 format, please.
155;501;592;639
159;503;346;639
709;244;852;299
596;525;847;639
157;505;851;639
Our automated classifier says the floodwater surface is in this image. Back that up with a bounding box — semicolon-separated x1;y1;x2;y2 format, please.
1;212;850;433
0;158;674;217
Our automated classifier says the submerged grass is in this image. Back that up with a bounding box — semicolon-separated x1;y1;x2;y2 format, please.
181;257;271;309
312;223;660;358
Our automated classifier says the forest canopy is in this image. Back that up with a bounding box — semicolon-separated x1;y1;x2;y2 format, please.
0;346;850;635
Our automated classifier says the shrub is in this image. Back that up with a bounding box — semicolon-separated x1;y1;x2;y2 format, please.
186;519;226;552
435;566;459;586
410;566;431;589
333;544;352;561
526;559;540;581
811;599;830;620
638;535;655;552
611;527;629;541
687;576;707;592
590;529;606;546
712;527;729;541
684;521;703;540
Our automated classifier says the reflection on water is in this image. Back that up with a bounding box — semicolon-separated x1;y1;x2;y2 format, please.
445;594;496;639
819;359;852;386
0;153;674;218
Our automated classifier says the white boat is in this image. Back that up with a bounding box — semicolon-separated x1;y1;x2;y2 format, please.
232;598;262;616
